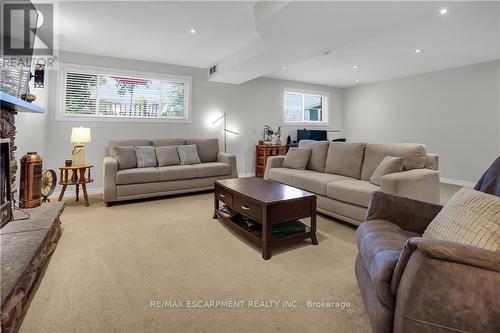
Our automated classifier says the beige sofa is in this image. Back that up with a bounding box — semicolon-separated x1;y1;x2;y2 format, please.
264;140;439;226
103;138;237;204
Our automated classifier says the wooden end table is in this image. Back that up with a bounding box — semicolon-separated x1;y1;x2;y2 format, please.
58;164;94;206
213;177;318;260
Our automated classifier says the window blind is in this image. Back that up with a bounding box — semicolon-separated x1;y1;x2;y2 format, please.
63;69;188;120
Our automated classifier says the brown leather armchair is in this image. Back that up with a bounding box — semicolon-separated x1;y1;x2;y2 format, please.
355;191;500;333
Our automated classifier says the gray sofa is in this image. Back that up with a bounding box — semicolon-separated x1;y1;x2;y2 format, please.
103;138;237;204
264;140;440;226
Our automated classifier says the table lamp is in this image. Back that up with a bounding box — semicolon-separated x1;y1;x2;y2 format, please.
70;127;91;166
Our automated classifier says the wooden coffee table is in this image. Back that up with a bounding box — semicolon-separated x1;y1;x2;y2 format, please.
213;177;318;260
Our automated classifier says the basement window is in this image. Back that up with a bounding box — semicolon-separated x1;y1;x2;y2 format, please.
283;89;328;125
57;64;192;122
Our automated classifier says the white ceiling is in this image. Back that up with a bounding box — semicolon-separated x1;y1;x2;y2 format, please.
58;1;258;68
57;1;500;88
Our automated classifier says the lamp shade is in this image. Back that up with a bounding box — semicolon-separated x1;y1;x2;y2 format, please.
70;127;91;143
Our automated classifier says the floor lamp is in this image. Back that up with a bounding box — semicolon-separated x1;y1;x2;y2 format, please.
212;112;239;152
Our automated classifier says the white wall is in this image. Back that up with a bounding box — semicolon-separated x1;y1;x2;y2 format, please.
44;51;344;191
14;72;50;196
343;60;500;184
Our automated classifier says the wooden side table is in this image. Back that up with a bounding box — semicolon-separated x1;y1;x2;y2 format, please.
58;164;94;206
255;144;286;177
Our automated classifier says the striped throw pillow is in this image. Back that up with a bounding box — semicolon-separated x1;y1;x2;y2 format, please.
423;187;500;251
177;145;201;165
135;146;157;168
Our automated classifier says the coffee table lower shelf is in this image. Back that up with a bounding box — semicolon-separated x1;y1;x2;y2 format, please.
213;208;316;258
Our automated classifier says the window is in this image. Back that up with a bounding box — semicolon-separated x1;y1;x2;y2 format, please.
58;64;191;122
283;90;328;125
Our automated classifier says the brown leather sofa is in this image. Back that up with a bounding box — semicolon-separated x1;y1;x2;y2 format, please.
355;189;500;333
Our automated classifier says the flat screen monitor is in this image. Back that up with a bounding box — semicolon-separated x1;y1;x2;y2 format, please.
297;129;327;142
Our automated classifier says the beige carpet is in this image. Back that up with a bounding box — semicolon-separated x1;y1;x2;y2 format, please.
20;184;461;333
20;193;371;333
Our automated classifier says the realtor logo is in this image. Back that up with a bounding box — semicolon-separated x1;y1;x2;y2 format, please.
1;2;53;56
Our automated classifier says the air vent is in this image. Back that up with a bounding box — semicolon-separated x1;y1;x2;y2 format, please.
208;64;218;78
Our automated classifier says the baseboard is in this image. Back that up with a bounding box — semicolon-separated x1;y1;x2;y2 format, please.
440;177;475;188
238;172;255;178
51;187;103;198
52;174;254;198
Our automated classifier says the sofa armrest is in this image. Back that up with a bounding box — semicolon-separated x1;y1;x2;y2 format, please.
391;237;500;332
263;156;285;180
103;156;118;203
425;153;439;170
380;168;440;204
366;191;443;234
217;152;238;178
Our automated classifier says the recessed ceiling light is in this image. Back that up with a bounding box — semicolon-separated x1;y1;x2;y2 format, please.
415;49;422;54
353;65;359;70
281;66;286;70
189;28;197;34
439;8;448;15
355;79;359;83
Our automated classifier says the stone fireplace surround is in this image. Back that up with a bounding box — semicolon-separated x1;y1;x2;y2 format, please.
0;98;65;333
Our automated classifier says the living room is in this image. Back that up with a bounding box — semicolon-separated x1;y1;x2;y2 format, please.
1;1;499;333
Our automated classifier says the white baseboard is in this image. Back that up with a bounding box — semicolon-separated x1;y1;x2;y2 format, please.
238;172;255;178
51;187;103;198
440;177;475;188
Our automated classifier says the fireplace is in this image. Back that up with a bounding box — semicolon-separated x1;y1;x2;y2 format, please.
0;139;13;227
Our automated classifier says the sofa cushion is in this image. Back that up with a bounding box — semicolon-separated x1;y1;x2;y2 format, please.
356;219;420;308
135;146;158;168
108;139;151;156
158;165;198;181
361;143;427;180
298;140;330;172
116;167;160;185
369;156;404;186
282;148;311;170
292;172;351;196
186;138;219;163
155;146;180;167
423;188;500;251
327;180;379;207
112;146;137;170
177;145;201;165
266;168;310;185
325;143;366;179
152;139;186;147
197;162;231;178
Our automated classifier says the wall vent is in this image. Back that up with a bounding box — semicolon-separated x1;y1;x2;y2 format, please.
208;64;218;78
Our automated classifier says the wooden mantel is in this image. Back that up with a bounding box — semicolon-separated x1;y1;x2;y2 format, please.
0;92;45;114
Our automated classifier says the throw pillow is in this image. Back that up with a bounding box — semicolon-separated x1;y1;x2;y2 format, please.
423;187;500;251
155;146;180;167
112;146;137;170
325;143;366;179
177;145;201;165
369;156;404;186
282;148;312;170
135;146;158;168
298;140;330;172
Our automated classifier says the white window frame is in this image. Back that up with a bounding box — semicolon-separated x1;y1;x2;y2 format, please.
56;63;192;123
283;88;329;126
